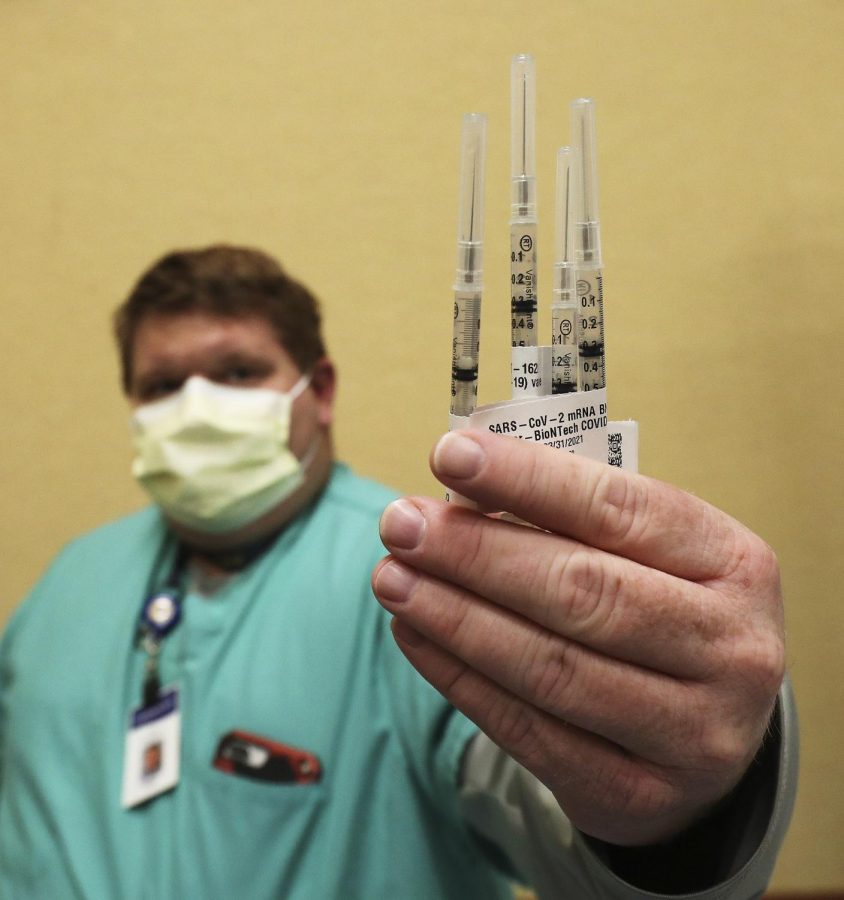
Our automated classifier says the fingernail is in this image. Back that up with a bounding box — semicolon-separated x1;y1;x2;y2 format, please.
374;560;418;604
380;499;425;550
432;431;485;480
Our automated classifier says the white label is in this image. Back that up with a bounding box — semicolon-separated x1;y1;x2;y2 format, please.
469;388;610;463
121;687;181;809
511;345;550;399
446;389;638;510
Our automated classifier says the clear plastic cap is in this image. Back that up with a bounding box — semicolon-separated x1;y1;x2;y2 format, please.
553;146;577;299
570;98;602;264
510;54;536;216
455;112;487;283
554;146;576;265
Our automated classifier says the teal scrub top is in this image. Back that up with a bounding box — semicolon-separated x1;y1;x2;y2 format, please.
0;465;514;899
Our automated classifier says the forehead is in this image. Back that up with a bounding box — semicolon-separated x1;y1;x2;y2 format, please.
131;311;295;374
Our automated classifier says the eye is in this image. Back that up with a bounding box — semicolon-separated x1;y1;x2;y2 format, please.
138;378;184;402
222;367;251;385
219;365;263;386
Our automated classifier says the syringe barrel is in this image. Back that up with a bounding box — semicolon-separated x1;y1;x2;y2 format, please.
571;98;602;266
451;112;486;418
510;54;537;219
451;289;482;417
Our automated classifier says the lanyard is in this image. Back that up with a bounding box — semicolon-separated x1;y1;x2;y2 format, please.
135;527;286;708
137;544;188;709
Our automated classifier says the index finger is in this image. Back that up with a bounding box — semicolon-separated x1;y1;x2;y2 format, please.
430;429;745;582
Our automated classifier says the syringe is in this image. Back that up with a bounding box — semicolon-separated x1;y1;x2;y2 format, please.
571;98;606;391
450;112;487;422
551;146;579;394
509;54;538;350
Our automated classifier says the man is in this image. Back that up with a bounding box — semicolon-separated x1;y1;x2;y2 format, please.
0;245;796;898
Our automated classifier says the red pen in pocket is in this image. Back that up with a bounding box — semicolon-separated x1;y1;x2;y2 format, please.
213;731;322;784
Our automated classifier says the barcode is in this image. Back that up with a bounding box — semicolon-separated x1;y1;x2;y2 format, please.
608;433;623;468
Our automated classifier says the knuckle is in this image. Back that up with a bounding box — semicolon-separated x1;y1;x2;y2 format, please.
749;542;784;607
686;683;765;774
436;656;474;699
694;721;750;775
734;630;786;699
526;635;579;712
591;468;650;545
446;512;489;586
676;675;777;778
541;546;616;636
508;445;550;507
488;699;541;758
753;539;781;583
758;637;787;695
707;533;785;698
436;588;474;650
722;529;783;599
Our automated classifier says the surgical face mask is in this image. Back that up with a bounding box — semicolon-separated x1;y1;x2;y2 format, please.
131;373;314;534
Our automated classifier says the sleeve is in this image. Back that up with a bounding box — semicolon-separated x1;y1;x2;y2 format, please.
0;534;103;795
458;678;798;900
0;620;12;788
0;593;39;792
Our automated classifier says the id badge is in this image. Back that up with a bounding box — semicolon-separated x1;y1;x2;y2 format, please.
121;687;181;809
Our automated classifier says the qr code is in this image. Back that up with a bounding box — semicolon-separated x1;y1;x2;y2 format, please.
608;432;623;468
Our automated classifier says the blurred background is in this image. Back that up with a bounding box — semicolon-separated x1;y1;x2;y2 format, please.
1;0;841;891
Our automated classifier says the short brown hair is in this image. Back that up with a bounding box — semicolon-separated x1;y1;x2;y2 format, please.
114;245;326;392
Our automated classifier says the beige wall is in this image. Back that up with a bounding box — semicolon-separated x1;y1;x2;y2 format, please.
1;0;842;889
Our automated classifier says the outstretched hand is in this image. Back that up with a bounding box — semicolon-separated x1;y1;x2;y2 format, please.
372;429;785;847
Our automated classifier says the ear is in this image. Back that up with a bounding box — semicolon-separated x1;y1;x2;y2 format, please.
309;357;336;427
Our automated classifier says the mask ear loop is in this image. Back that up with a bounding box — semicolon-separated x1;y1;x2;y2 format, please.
297;436;321;474
287;370;321;475
287;371;313;401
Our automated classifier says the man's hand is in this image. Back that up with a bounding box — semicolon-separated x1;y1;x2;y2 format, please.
372;430;785;847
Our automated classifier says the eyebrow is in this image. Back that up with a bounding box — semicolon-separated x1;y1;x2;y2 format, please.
207;349;276;371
